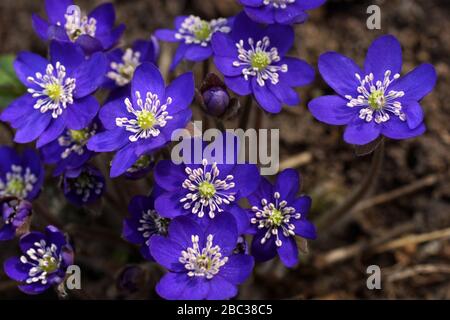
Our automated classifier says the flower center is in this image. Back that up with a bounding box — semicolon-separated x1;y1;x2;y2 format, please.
137;110;156;130
45;83;63;101
27;62;76;119
0;165;37;199
233;37;288;87
107;49;141;86
139;209;170;244
69;129;89;143
368;90;385;110
59;125;96;160
198;181;216;199
116;92;173;142
269;208;284;226
264;0;296;9
194;21;212;41
175;16;231;47
346;71;406;124
251;52;271;71
39;256;59;274
251;192;301;247
20;240;62;285
180;234;228;279
64;9;97;41
180;159;236;219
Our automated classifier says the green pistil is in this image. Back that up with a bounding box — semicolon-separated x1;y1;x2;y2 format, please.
199;181;216;199
135;155;151;168
251;52;270;71
39;256;58;274
269;209;284;227
6;178;25;196
196;254;212;270
45;83;63;101
194;21;212;41
137;111;156;130
368;90;385;110
69;129;89;143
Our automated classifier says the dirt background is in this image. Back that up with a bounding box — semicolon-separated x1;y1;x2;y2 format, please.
0;0;449;299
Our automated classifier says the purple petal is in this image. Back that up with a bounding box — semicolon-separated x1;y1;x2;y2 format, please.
389;63;437;101
170;44;189;71
49;41;84;76
205;213;238;256
224;76;252;96
3;257;30;282
244;5;275;24
99;98;129;130
279;57;315;87
155;29;178;42
364;35;402;82
88;3;115;34
265;24;294;57
268;82;300;106
276;235;299;268
214;56;243;76
343;118;381;145
149;236;185;272
156;273;209;300
75;35;104;54
154;160;186;191
252;78;282;113
293;218;317;239
251;231;277;262
14;52;48;87
32;14;49;40
45;0;73;24
73;52;107;98
381;117;426;140
131;63;165;104
184;45;212;62
219;254;254;284
1;94;36;124
318;52;363;97
154;192;186;219
0;146;21;174
36;113;67;148
14;112;51;144
403;100;424;129
308;95;357;125
164;72;194;113
206;276;238;300
228;206;250;235
239;0;264;6
231;164;260;197
110;144;139;178
168;216;204;248
275;168;300;202
87;128;129;152
296;0;327;10
211;32;237;58
66;96;99;130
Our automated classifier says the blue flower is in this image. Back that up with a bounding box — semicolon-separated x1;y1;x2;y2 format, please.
122;187;170;260
308;35;437;145
0;198;32;241
150;214;254;300
32;0;125;54
104;37;160;100
239;0;326;25
87;63;194;178
0;41;106;148
153;135;260;234
40;122;98;176
63;165;105;206
124;155;155;180
3;225;74;295
0;147;44;201
247;169;316;267
155;15;232;70
212;12;314;113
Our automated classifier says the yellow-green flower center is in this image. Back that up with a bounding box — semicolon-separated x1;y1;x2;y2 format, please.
69;129;89;143
196;254;212;270
251;52;270;71
269;208;284;226
45;83;63;101
194;21;212;41
135;155;151;168
198;181;216;199
137;111;156;130
39;256;59;274
6;178;25;196
368;90;385;110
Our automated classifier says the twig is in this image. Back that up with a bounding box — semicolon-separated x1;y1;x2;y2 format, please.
279;152;313;171
316;140;385;231
386;264;450;282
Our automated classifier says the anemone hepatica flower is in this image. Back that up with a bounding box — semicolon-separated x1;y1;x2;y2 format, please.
123;188;170;260
63;165;105;206
0;41;106;148
239;0;326;25
0;147;44;201
308;35;437;145
104;37;160;100
212;12;314;113
32;0;125;54
155;15;232;70
0;198;32;241
247;169;316;267
153;136;260;234
40;122;98;176
87;63;194;178
3;225;74;295
150;215;254;300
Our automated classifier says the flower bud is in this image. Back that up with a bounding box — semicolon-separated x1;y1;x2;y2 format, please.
202;86;230;117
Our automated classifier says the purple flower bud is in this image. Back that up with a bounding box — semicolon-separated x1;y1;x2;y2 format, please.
0;197;32;241
116;265;145;294
202;86;230;117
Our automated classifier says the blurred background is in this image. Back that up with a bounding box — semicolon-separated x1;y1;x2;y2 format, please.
0;0;449;299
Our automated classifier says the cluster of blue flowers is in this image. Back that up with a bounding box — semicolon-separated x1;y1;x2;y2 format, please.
0;0;436;299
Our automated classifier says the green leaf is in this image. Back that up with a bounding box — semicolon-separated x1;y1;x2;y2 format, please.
0;55;25;108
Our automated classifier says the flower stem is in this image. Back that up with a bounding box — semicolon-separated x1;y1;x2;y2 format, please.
316;139;385;232
238;96;253;130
